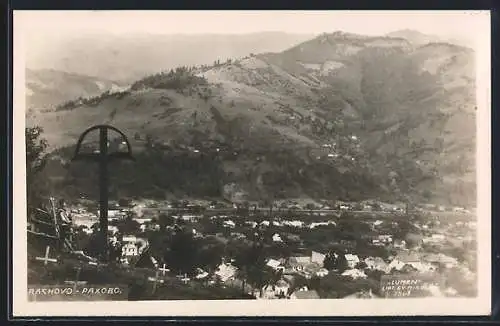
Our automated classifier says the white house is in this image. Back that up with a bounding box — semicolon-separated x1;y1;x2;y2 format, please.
344;254;360;269
315;268;329;278
386;259;406;272
378;235;393;244
223;220;236;228
122;235;137;243
272;233;283;243
311;251;326;267
122;243;138;257
215;263;238;283
195;268;209;280
266;259;285;272
342;268;367;279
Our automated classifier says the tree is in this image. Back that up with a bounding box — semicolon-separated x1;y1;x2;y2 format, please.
323;252;348;272
158;213;175;231
116;215;140;235
164;227;199;276
26;126;49;210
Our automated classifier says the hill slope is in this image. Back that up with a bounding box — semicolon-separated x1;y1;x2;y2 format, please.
28;31;476;207
26;68;126;111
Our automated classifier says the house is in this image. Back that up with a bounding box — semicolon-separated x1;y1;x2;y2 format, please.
195;268;209;280
266;259;285;272
272;233;283;243
245;221;258;228
311;251;326;266
364;257;388;272
386;259;406;272
342;269;367;279
122;235;137;243
107;225;119;235
344;254;360;269
315;268;329;278
378;235;393;244
223;220;236;228
215;263;238;283
122;243;138;257
290;290;320;299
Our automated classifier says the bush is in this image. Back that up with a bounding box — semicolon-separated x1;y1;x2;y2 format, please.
131;67;208;91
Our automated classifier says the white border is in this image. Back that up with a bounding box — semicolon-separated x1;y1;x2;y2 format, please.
12;10;491;317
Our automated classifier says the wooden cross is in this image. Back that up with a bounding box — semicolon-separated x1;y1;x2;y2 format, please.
35;246;58;266
159;264;170;276
64;267;87;292
72;125;134;262
147;270;164;294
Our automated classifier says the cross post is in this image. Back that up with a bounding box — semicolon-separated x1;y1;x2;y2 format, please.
35;246;58;266
159;264;170;276
148;270;164;294
72;125;134;262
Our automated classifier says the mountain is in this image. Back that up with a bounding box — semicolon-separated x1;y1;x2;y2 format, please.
386;29;473;48
25;68;126;112
26;32;315;84
28;31;476;207
386;29;444;46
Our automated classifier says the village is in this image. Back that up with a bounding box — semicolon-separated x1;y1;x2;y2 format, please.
63;197;477;300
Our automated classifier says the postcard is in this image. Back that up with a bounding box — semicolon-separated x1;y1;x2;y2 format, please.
12;10;491;317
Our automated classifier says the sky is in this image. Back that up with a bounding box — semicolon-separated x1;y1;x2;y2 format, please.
15;10;489;44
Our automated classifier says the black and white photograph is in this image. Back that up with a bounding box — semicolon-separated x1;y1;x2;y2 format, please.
13;10;491;316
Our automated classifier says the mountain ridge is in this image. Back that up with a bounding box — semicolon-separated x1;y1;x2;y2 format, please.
27;30;476;207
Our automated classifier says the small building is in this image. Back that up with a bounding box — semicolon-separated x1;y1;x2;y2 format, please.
122;235;137;243
266;259;285;273
195;268;209;280
272;233;283;243
215;263;238;283
122;243;138;257
311;251;326;267
344;254;360;269
223;220;236;228
315;268;329;278
378;235;393;244
341;268;367;279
